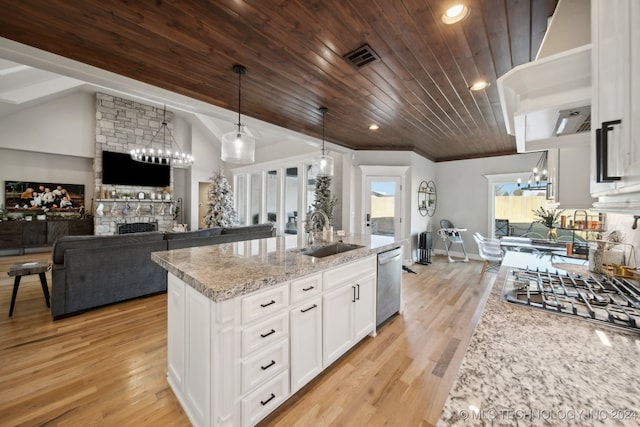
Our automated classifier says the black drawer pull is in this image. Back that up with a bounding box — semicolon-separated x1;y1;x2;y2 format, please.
352;285;356;302
261;359;276;370
260;329;276;338
302;286;315;291
260;299;276;308
260;393;276;406
301;304;317;313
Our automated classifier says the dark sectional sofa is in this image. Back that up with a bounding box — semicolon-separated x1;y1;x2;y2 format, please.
51;224;274;319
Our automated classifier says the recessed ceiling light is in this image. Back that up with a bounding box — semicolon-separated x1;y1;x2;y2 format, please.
442;4;470;24
369;124;379;130
469;81;490;91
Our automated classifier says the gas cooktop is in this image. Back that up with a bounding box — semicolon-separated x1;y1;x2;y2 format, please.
502;267;640;332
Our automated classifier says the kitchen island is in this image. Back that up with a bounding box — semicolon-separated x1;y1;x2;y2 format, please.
151;233;404;427
438;251;640;426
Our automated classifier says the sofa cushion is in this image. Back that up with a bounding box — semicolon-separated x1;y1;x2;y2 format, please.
52;231;165;265
221;223;274;235
164;227;222;240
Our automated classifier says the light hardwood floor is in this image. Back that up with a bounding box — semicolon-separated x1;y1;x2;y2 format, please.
0;252;495;426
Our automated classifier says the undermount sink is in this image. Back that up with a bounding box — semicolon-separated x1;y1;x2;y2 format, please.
300;243;364;258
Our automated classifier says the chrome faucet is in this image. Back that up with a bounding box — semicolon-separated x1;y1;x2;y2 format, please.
307;209;330;244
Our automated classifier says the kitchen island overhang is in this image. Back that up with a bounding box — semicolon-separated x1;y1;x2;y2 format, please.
151;234;403;302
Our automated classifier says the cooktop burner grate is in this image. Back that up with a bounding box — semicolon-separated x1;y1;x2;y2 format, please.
502;268;640;332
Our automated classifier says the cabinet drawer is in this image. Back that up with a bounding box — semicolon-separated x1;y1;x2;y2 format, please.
241;283;289;325
242;312;289;357
290;273;322;304
242;371;289;427
323;255;376;290
241;339;289;394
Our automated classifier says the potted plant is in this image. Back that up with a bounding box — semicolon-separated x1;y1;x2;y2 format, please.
532;206;564;241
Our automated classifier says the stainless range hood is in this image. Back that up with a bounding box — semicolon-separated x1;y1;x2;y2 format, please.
497;0;591;152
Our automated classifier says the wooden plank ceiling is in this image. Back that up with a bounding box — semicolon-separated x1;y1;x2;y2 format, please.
0;0;557;161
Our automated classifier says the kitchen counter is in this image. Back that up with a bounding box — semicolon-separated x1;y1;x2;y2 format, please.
438;251;640;426
151;233;403;302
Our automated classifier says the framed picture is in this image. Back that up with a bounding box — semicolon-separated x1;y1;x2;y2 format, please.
5;181;85;213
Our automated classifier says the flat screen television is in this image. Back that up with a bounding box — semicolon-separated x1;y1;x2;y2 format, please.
102;150;171;187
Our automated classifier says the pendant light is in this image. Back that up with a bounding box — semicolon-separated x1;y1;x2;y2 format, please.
313;107;334;177
130;105;194;167
221;64;255;164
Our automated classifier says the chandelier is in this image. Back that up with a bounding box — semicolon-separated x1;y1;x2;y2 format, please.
130;105;194;167
517;151;548;190
312;107;334;177
221;64;255;164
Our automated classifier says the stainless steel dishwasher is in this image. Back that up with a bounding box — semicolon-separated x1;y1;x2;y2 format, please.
376;246;402;327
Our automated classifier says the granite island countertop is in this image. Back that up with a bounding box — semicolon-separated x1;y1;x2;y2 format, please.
438;251;640;426
151;233;404;302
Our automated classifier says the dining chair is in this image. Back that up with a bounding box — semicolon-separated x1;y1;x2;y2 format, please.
473;233;504;279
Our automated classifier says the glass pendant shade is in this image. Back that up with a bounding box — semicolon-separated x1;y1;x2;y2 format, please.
221;64;255;164
221;129;255;164
313;107;334;177
314;153;334;177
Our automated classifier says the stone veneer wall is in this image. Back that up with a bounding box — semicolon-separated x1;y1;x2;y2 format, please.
94;93;176;235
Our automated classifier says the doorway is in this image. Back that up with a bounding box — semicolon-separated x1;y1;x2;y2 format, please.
364;176;402;240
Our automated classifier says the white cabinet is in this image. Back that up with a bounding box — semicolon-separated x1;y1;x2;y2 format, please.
165;254;379;426
322;284;355;366
290;296;322;393
352;275;376;341
591;0;640;205
167;273;212;427
238;283;290;427
322;255;377;367
167;273;185;393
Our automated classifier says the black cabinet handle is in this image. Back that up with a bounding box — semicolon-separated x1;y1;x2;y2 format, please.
260;299;276;308
596;128;603;182
301;304;317;313
302;286;314;291
598;119;622;182
260;360;276;370
260;393;276;406
356;283;360;300
352;285;356;302
260;329;276;338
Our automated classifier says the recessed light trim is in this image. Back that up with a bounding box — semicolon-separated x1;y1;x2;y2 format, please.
369;124;379;130
469;81;490;91
442;4;470;24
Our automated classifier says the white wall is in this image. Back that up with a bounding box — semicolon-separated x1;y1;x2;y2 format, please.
0;148;94;209
0;92;96;209
189;118;222;230
351;150;432;263
0;91;95;158
409;152;437;261
434;152;542;256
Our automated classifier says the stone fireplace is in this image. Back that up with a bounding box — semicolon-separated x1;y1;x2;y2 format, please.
94;93;177;236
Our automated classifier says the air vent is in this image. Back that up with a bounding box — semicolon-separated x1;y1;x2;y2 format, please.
553;106;591;136
343;44;380;68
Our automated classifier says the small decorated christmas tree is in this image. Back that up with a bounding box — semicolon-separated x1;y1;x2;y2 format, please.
203;170;238;228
